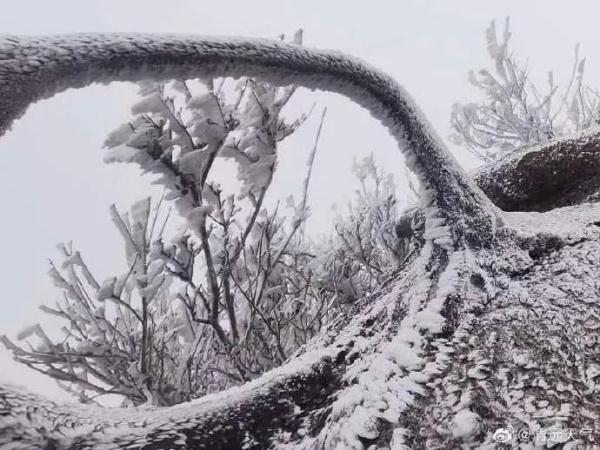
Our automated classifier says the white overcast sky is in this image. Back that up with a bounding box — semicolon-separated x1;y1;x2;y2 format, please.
1;0;598;400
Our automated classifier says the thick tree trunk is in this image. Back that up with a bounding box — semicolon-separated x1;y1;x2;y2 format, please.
1;34;600;449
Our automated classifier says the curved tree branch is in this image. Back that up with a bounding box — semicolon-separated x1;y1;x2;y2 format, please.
0;33;497;245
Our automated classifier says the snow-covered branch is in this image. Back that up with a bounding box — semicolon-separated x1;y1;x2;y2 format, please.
0;32;497;244
2;49;354;403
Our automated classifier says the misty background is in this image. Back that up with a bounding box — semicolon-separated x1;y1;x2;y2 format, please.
0;0;596;400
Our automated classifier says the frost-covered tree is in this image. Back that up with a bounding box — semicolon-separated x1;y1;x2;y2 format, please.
2;32;351;405
313;154;415;304
2;46;411;407
451;18;600;161
2;200;200;406
2;31;600;450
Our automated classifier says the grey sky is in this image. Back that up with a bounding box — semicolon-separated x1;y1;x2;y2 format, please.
1;0;597;400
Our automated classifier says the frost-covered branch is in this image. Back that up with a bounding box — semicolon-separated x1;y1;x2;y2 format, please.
311;154;413;304
0;32;497;243
1;202;193;406
3;41;354;402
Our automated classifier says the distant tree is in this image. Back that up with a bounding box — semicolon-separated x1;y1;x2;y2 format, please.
451;17;600;161
313;153;415;305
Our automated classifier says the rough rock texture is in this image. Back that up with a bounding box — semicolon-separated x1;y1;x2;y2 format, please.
475;130;600;212
1;34;600;450
400;204;600;448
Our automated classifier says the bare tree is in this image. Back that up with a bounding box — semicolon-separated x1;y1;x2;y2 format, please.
2;31;600;450
451;17;600;162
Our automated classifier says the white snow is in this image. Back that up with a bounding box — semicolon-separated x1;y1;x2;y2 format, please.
452;409;480;439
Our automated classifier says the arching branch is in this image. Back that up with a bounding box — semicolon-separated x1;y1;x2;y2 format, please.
0;33;497;244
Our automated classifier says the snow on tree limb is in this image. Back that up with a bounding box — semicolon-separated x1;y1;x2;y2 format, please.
0;33;497;243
